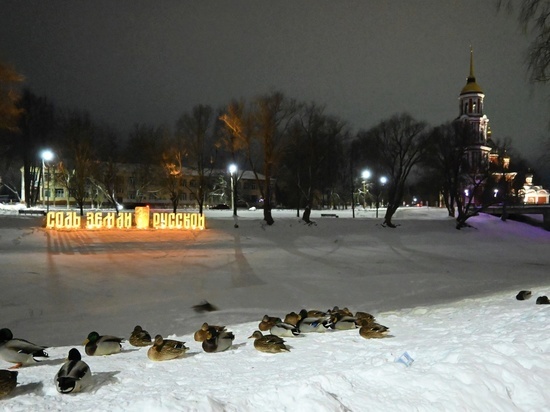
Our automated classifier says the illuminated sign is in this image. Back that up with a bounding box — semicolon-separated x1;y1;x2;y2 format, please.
135;206;150;229
151;212;204;230
46;209;205;230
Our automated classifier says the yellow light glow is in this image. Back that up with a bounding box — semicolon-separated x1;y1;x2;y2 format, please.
46;210;205;231
46;211;82;229
135;206;150;229
150;212;205;230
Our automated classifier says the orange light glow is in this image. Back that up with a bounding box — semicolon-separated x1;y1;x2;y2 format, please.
135;206;150;229
46;211;82;229
151;212;205;230
46;209;205;230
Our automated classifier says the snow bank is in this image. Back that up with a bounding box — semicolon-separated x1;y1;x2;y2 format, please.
1;289;548;411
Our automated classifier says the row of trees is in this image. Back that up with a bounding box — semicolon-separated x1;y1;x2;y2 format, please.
2;1;549;228
1;80;539;228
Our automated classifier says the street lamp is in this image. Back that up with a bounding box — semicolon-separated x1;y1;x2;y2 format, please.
229;163;237;216
41;149;54;212
376;176;388;218
361;169;371;209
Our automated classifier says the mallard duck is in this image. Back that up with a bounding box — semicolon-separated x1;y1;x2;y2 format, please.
248;330;290;353
359;323;389;339
193;323;226;343
129;325;152;347
329;306;354;317
258;315;282;332
283;311;301;326
147;335;188;361
355;311;375;323
328;313;358;330
55;348;92;394
355;317;377;327
516;290;532;300
0;328;48;369
84;331;123;356
270;322;301;337
536;295;549;304
306;309;328;318
202;331;235;353
296;309;329;333
0;370;17;398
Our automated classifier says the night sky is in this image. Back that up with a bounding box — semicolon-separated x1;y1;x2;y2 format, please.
1;1;548;159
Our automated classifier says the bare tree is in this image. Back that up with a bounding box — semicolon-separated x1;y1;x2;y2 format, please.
125;124;165;202
16;90;57;207
426;121;472;217
356;113;430;228
282;103;347;223
159;144;186;213
221;91;297;225
57;111;98;216
0;163;22;202
90;159;121;212
87;125;123;211
0;61;23;132
499;0;550;83
175;104;218;215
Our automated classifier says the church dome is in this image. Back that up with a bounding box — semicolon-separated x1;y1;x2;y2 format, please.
461;78;483;94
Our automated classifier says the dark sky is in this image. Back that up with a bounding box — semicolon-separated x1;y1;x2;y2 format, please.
1;1;548;159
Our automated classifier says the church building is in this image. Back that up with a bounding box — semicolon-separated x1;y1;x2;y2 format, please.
457;48;492;174
456;48;517;204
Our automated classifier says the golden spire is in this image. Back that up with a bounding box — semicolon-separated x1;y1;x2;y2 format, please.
469;46;475;80
461;46;483;95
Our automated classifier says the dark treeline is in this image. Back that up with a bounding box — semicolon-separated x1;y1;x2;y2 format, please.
0;87;545;227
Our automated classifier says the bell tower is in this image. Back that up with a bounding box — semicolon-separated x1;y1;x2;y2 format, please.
457;48;492;173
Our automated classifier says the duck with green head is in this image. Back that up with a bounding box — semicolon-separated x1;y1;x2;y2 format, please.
84;331;123;356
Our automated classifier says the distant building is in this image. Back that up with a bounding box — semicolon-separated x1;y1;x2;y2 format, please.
30;163;270;210
454;49;547;206
520;173;549;204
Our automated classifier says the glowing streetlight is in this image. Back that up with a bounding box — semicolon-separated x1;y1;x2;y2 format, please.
229;164;237;216
376;176;388;218
41;149;54;212
361;169;371;209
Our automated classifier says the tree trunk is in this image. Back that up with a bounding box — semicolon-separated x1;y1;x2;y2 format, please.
383;204;398;228
263;207;274;225
302;206;312;224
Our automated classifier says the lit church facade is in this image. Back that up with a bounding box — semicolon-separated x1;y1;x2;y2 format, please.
457;48;492;176
456;48;547;205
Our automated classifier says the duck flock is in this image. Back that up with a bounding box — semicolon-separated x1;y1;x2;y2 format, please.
0;306;389;399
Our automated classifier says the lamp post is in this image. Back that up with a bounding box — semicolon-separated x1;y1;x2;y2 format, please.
361;169;371;209
41;150;54;212
376;176;388;218
229;163;237;216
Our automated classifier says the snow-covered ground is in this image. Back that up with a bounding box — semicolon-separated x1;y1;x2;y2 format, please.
0;204;548;411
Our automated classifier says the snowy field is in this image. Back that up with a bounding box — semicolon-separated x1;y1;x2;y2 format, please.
0;204;548;411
